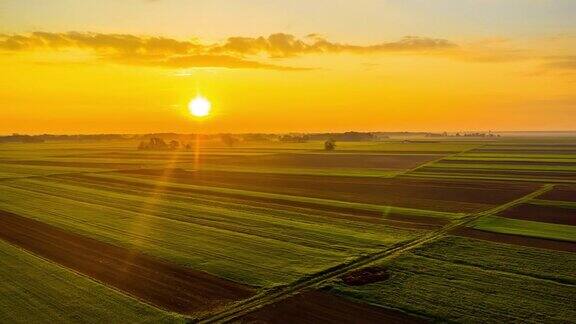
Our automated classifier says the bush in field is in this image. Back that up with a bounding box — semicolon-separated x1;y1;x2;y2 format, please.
324;139;336;151
342;266;389;286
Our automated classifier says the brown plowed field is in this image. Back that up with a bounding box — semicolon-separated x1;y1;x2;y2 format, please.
114;169;538;212
498;204;576;226
0;210;254;314
539;185;576;202
237;290;428;324
415;167;576;180
440;160;576;167
472;148;576;154
210;153;444;170
452;228;576;252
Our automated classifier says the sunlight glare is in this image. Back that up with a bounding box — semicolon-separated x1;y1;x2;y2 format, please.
188;96;211;117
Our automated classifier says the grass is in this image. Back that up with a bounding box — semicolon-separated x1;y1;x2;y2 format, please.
0;163;109;178
412;236;576;284
470;216;576;242
0;239;182;324
329;236;576;323
1;139;575;322
0;176;425;288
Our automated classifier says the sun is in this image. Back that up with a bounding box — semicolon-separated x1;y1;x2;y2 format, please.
188;96;211;117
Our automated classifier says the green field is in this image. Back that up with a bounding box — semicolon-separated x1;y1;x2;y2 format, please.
470;216;576;242
1;138;575;322
329;236;576;323
0;239;182;324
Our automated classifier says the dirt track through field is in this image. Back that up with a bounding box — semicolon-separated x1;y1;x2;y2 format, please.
198;184;554;323
0;210;254;315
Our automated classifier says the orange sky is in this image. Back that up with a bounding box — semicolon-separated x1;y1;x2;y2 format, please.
1;1;575;134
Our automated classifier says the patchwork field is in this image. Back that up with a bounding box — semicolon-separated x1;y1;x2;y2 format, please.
406;142;576;183
0;137;575;323
0;239;182;324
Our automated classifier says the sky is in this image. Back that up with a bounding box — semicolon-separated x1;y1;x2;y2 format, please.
1;0;575;134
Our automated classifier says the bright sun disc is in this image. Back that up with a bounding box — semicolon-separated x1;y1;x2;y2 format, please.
188;96;211;117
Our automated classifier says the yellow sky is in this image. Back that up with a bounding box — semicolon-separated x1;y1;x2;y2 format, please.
1;1;575;133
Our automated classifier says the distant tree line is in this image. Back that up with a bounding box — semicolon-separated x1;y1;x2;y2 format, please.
138;138;193;151
0;133;128;143
425;132;500;137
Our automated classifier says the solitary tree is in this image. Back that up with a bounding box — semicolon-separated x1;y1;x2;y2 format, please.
324;139;336;151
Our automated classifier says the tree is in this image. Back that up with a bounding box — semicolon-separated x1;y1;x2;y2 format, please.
220;134;238;147
169;140;180;150
324;139;336;151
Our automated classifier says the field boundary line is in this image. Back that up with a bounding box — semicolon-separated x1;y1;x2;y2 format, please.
196;184;554;323
397;143;486;178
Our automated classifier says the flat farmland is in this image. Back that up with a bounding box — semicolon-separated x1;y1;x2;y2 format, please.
1;138;576;323
115;168;539;213
468;215;576;243
0;239;182;324
0;210;254;315
496;201;576;225
539;184;576;201
237;290;427;324
0;171;429;288
406;141;576;183
326;236;576;323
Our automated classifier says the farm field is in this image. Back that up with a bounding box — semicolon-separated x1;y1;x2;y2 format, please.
405;142;576;183
0;238;182;324
0;137;575;323
323;236;576;323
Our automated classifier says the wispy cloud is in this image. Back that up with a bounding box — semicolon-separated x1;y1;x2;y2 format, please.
211;33;456;58
543;56;576;70
0;31;457;71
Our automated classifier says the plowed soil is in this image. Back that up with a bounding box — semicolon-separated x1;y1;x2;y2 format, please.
498;203;576;225
452;228;576;252
211;153;444;170
0;210;254;314
539;185;576;202
237;290;428;324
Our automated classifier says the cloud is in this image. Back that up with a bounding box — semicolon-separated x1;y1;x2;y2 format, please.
0;31;456;70
543;56;576;70
113;53;312;71
0;31;197;54
212;33;456;57
0;32;306;70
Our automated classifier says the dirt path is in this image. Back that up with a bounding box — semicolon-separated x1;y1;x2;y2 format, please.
198;184;554;323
